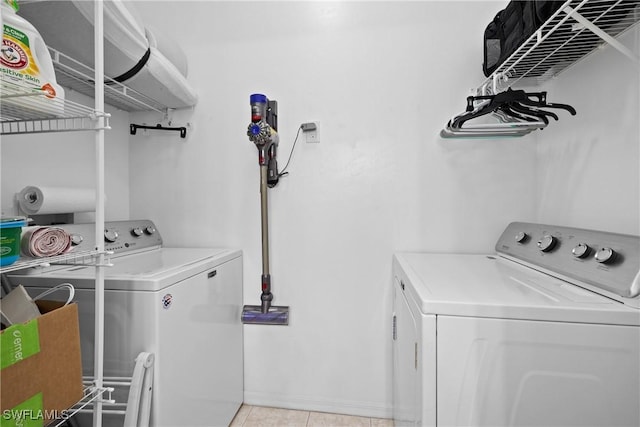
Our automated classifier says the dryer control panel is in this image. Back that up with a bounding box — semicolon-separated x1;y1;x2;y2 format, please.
54;220;163;255
496;222;640;302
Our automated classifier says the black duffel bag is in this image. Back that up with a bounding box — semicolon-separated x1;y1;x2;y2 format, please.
483;1;564;77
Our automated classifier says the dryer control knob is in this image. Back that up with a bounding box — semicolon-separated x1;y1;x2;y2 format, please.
537;234;557;252
515;231;528;243
70;234;84;246
595;247;616;264
131;227;144;237
572;243;591;258
104;229;119;243
144;226;156;235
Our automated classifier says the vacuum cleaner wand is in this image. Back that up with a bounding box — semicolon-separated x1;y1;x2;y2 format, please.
242;94;289;325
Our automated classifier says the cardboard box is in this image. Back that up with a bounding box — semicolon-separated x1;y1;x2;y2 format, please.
1;301;83;426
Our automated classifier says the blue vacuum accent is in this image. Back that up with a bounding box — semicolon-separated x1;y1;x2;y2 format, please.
249;123;262;135
241;305;289;325
250;93;268;104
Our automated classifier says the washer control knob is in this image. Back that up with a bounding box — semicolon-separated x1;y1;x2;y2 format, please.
104;229;119;243
595;247;616;264
131;227;144;237
144;225;156;235
70;234;84;246
572;243;591;259
515;231;528;243
537;234;557;252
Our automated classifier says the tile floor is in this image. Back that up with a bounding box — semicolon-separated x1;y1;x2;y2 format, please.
230;405;394;427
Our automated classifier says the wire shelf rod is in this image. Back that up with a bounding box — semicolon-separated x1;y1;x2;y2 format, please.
564;5;639;64
0;250;113;274
49;386;115;427
49;47;166;114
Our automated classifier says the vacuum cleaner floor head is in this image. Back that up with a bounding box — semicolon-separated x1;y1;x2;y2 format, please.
242;305;289;325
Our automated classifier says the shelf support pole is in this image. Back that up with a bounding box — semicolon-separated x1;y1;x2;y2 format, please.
563;5;639;66
93;1;105;427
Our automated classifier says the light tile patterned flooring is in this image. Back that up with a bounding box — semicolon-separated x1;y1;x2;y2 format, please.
230;405;394;427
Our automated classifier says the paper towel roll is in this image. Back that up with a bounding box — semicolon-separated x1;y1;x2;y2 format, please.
18;186;96;215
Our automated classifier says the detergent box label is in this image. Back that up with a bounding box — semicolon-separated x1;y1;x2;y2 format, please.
1;24;42;87
2;25;32;70
0;319;41;370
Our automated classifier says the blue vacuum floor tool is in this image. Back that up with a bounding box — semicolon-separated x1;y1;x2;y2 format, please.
241;94;290;326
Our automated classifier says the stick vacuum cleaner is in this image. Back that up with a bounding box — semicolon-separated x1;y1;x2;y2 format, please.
241;93;289;325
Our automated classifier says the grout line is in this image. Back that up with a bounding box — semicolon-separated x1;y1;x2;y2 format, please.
241;405;253;426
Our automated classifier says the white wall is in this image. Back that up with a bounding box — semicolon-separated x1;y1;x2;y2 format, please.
535;26;639;235
129;1;538;417
1;91;131;221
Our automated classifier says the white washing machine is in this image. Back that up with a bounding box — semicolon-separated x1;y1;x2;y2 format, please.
7;220;243;427
392;222;640;427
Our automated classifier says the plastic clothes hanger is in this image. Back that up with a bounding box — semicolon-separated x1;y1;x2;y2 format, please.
440;127;535;138
498;105;550;124
451;88;575;129
442;87;573;138
452;90;541;128
442;113;544;137
443;109;545;139
516;92;577;115
448;103;547;134
507;103;558;122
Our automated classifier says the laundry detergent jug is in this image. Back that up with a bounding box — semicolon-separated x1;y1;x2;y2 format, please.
1;0;64;115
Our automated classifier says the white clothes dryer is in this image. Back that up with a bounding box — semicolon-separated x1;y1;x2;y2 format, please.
392;222;640;427
8;220;243;427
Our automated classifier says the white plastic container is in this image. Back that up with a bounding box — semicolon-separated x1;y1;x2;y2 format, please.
1;0;64;115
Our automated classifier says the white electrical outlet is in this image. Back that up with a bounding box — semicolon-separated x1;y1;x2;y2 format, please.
303;121;320;143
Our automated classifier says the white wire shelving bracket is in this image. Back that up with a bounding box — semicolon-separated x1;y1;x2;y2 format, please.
50;385;115;427
478;0;640;95
77;376;132;416
0;250;114;274
73;352;155;424
0;80;111;135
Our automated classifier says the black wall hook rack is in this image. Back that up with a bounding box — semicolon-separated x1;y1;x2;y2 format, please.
130;123;187;138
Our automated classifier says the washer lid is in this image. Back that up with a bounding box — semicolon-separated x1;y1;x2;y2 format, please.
11;247;241;292
103;248;234;277
394;253;639;326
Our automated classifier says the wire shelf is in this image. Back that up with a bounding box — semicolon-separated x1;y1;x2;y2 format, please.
0;80;110;134
50;385;115;427
0;250;113;274
481;0;640;93
50;47;167;113
1;43;169;134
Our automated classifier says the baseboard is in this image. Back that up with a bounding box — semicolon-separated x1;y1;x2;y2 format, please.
243;391;393;419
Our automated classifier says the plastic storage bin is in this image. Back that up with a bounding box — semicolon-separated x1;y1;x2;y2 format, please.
0;216;27;266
